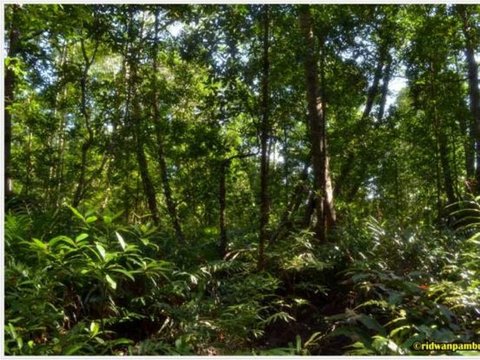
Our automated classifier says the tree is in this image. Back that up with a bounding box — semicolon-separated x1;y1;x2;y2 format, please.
5;4;21;201
258;4;271;269
457;5;480;193
151;7;184;240
298;5;335;242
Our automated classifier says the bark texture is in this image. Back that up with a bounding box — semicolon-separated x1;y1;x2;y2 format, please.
299;6;335;242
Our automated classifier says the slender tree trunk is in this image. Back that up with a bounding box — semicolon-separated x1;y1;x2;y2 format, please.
438;130;456;204
453;54;476;180
458;5;480;193
127;58;159;225
459;115;475;181
319;35;336;229
456;102;476;181
364;54;384;118
299;6;335;242
466;38;480;193
132;96;160;225
55;91;68;206
151;10;184;240
258;5;271;270
219;160;228;257
54;46;69;207
377;56;392;122
72;39;98;207
118;10;160;224
156;140;184;241
5;4;20;201
430;63;456;205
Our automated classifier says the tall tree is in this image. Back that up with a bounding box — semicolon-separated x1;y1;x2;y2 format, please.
4;4;20;201
457;5;480;193
298;5;335;242
123;7;160;223
72;37;99;207
258;5;271;269
151;7;184;240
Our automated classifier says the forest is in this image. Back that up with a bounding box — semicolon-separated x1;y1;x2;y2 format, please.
3;4;480;356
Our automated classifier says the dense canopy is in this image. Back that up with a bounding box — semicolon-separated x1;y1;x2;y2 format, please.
4;4;480;355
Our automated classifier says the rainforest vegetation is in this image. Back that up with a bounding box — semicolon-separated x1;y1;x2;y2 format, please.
4;4;480;355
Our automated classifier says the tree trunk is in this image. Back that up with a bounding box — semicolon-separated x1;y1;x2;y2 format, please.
219;160;228;257
458;5;480;193
133;104;160;225
151;9;184;241
319;38;336;229
128;60;160;225
377;56;392;122
72;39;97;208
5;4;20;201
258;4;271;270
119;10;160;224
299;6;335;242
430;63;456;205
438;130;456;205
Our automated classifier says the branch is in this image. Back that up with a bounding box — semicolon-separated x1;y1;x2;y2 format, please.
222;152;258;165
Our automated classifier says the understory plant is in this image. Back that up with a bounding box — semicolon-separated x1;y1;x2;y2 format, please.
324;216;480;355
5;206;173;355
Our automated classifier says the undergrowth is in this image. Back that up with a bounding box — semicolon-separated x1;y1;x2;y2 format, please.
4;203;480;355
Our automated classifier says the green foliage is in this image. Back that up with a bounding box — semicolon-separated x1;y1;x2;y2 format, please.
5;206;171;355
325;217;480;355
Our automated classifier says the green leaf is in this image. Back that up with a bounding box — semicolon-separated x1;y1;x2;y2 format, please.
64;344;84;355
75;233;89;242
49;235;76;248
89;321;100;337
348;341;374;355
8;323;17;339
86;216;98;224
295;334;302;353
357;314;387;336
95;243;106;260
16;336;23;350
66;205;86;223
107;338;134;346
32;238;48;250
388;291;403;305
105;274;117;290
8;323;23;349
389;325;411;338
303;332;323;348
115;231;127;251
94;337;106;344
262;311;295;325
111;268;136;281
